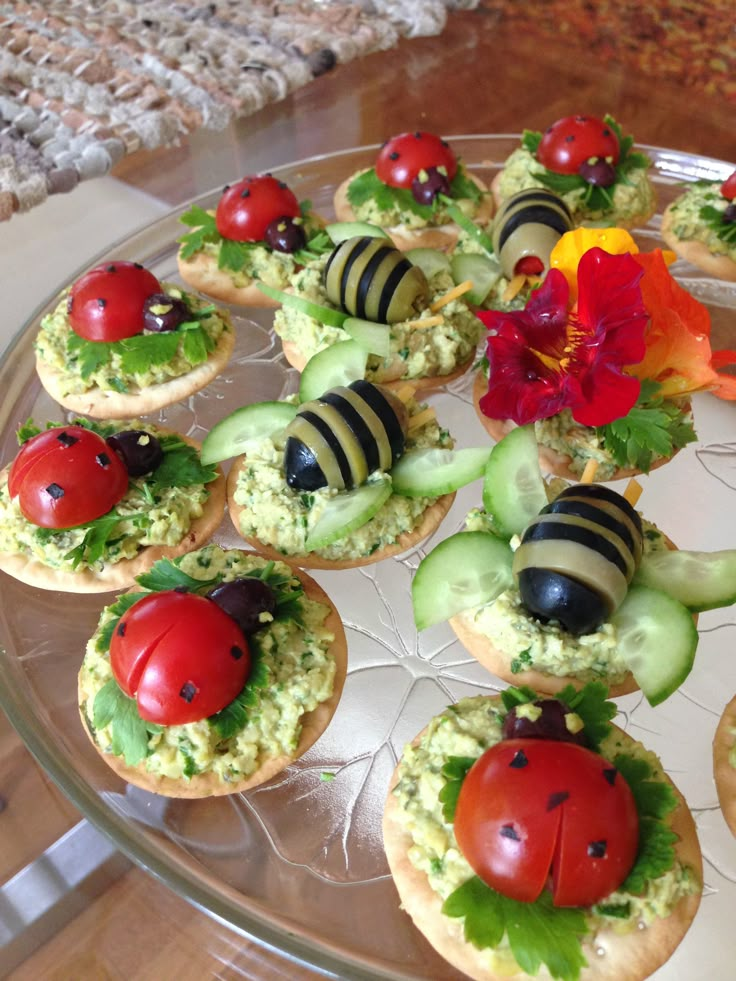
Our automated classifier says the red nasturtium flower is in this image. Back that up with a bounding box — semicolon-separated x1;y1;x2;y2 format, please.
477;248;648;427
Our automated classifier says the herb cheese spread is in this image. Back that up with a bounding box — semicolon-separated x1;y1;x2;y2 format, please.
79;546;337;783
391;695;698;971
35;284;231;396
460;507;669;683
232;399;451;561
666;181;736;260
273;263;482;383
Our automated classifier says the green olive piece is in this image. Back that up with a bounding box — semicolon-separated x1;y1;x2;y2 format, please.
323;236;429;324
492;189;573;279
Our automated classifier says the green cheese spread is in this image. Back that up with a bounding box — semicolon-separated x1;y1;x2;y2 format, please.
34;284;231;396
667;181;736;260
79;546;337;783
391;696;698;973
273;264;482;383
232;399;451;561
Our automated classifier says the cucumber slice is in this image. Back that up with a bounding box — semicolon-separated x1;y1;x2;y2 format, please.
325;221;390;244
256;282;347;328
634;549;736;612
451;253;502;306
412;531;514;630
342;317;392;357
298;340;368;403
405;248;452;280
482;425;547;539
610;584;698;706
305;478;393;550
391;447;491;498
201;401;298;464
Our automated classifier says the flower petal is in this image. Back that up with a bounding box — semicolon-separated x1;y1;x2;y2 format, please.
550;227;639;297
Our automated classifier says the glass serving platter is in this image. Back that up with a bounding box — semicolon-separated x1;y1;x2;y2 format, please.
1;137;735;980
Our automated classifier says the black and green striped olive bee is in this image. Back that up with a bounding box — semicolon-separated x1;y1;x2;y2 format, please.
284;379;409;492
323;236;429;323
512;483;643;635
491;189;574;279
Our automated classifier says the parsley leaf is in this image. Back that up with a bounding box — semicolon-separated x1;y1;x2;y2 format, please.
67;331;112;379
449;168;482;203
145;437;218;491
439;756;476;822
60;509;147;568
96;592;146;652
347;165;480;218
443;878;589;981
219;237;258;272
135;557;220;593
597;382;696;471
16;419;42;444
521;129;542;155
118;331;180;374
178;205;219;259
209;635;270;739
700;204;736;245
555;682;616;752
92;679;162;766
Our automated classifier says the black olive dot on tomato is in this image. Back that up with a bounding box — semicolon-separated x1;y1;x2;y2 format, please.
263;215;306;253
565;135;574;143
517;567;609;635
587;839;607;858
105;264;116;273
95;451;112;468
240;188;250;198
45;483;65;500
578;158;616;187
411;166;451;205
207;578;277;635
502;699;588;745
134;262;143;270
230;645;246;661
56;431;79;447
546;790;569;811
97;298;107;308
509;748;528;768
603;767;618;786
499;824;520;841
116;621;126;637
390;151;399;160
179;681;198;703
142;292;189;332
106;430;164;476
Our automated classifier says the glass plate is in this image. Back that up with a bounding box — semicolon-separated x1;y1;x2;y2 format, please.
1;137;735;981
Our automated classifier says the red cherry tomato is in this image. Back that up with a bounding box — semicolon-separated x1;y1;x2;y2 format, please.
722;170;736;201
215;175;300;243
110;591;250;725
67;261;161;342
375;131;457;189
453;738;639;907
537;115;620;176
8;426;129;529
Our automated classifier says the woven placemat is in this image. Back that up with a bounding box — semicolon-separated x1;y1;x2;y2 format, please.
0;0;479;221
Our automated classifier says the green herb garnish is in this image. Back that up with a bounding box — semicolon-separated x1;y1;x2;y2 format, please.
92;679;162;766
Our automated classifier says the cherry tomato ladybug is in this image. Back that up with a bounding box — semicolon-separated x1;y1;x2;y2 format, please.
67;261;162;342
110;590;250;725
537;115;620;176
453;738;639;907
721;170;736;201
215;175;301;243
375;131;457;189
8;426;129;529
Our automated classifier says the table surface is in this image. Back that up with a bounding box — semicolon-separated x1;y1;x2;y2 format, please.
1;5;734;978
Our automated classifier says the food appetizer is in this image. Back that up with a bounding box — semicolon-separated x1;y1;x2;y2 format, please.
34;261;235;418
492;114;656;229
78;545;346;796
177;174;330;305
333;130;494;251
413;424;736;706
0;419;224;592
384;684;702;981
713;694;736;837
202;373;491;570
268;231;483;389
661;168;736;281
474;227;736;479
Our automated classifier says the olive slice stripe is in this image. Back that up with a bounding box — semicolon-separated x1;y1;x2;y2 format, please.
287;413;349;490
543;499;638;564
336;236;374;314
323;387;393;471
496;203;573;254
376;255;414;324
496;188;573;217
523;513;635;580
354;245;402;321
512;540;628;614
319;392;382;476
350;380;406;460
521;516;631;577
556;484;643;534
553;493;643;566
307;401;370;488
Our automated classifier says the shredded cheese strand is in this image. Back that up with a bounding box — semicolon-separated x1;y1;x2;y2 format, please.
581;459;599;483
407;407;436;431
624;478;643;507
502;273;528;303
394;384;416;404
430;279;473;312
405;314;444;330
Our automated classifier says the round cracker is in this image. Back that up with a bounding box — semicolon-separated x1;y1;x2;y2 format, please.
79;565;347;797
490;169;657;231
226;454;454;570
0;431;225;593
281;339;476;393
35;324;235;420
472;371;678;481
661;206;736;282
383;708;702;981
333;172;494;252
177;248;281;307
713;694;736;837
